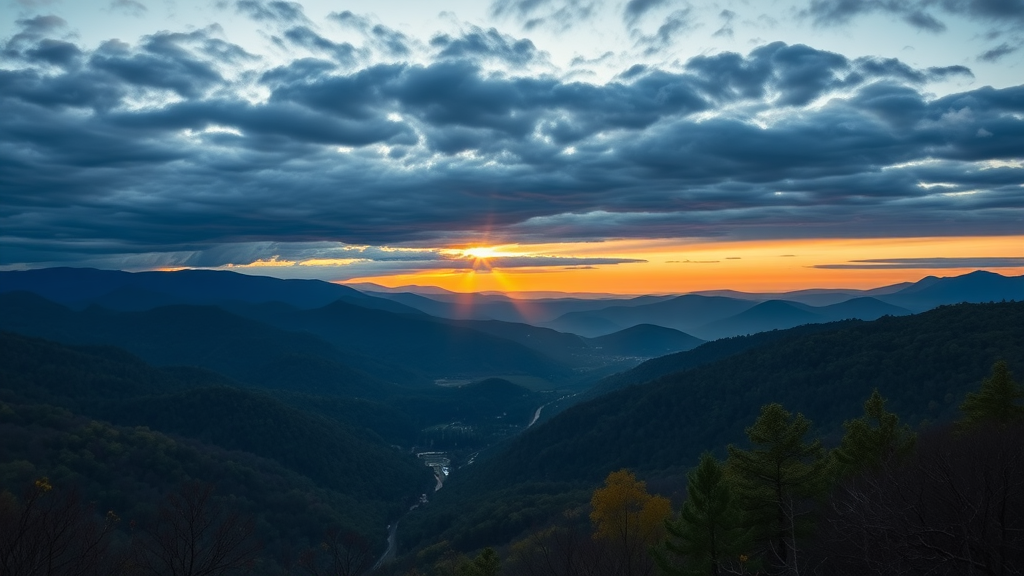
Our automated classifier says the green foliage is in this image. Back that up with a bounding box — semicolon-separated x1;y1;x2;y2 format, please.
0;332;441;568
404;302;1024;556
658;453;749;576
959;360;1024;427
585;322;854;400
833;389;915;477
726;404;829;575
457;548;500;576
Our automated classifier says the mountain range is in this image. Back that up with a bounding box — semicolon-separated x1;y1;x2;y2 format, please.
0;266;1021;569
403;300;1024;553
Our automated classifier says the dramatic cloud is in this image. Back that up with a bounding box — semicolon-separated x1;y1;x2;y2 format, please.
0;6;1021;274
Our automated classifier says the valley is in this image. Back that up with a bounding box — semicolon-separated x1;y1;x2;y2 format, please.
0;267;1022;575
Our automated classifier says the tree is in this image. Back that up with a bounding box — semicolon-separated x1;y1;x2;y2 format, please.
832;390;914;478
132;482;260;576
821;423;1024;575
726;404;829;576
457;548;500;576
590;469;671;576
657;453;750;576
505;508;605;576
0;477;121;576
959;360;1024;427
298;529;374;576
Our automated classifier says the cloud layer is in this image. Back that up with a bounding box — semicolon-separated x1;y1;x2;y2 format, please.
0;2;1022;273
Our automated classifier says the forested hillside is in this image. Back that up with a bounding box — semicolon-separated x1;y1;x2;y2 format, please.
0;333;438;571
402;301;1024;554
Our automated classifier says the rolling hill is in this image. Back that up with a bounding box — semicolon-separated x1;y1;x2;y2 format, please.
0;266;421;314
539;271;1019;339
0;331;433;554
402;301;1024;554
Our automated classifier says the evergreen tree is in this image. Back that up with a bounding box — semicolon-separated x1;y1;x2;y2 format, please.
833;389;914;477
726;404;829;576
657;453;750;576
959;360;1024;427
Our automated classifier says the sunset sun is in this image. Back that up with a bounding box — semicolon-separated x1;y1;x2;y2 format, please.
462;246;504;261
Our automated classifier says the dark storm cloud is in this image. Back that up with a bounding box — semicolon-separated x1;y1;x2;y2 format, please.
3;15;67;59
685;42;853;106
23;39;83;68
1;33;1022;267
90;34;225;98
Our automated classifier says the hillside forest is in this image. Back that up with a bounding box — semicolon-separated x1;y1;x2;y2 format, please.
0;268;1021;575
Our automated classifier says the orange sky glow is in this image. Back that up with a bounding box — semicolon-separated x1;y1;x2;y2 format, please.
342;236;1024;295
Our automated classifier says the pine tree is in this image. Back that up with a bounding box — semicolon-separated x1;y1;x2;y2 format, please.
658;453;750;576
959;360;1024;427
726;404;829;576
833;389;914;477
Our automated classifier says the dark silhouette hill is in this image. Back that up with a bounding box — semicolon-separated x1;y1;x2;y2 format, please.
436;318;595;367
360;289;674;324
489;301;1024;485
692;297;910;340
434;319;703;369
0;291;583;387
545;295;759;337
588;324;704;357
0;266;420;314
538;272;1018;339
879;270;1024;311
0;291;422;395
227;299;573;380
822;295;912;320
582;321;859;401
0;331;432;547
692;300;821;340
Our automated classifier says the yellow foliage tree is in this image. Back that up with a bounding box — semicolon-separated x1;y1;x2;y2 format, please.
590;469;672;576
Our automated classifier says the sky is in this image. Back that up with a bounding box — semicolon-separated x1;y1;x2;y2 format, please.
1;0;1022;294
